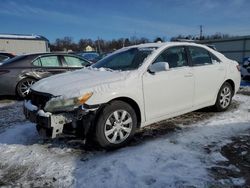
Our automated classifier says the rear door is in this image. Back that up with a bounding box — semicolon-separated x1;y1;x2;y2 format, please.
187;46;226;107
32;55;68;78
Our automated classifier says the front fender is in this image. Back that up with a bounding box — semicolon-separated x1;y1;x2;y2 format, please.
86;86;145;123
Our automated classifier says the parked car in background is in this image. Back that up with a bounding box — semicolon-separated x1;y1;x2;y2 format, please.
0;52;15;62
24;42;240;149
241;57;250;80
91;52;112;63
0;53;91;98
77;52;99;62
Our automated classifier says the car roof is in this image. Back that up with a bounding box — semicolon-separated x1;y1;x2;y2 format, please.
129;42;209;49
23;52;82;56
1;52;91;66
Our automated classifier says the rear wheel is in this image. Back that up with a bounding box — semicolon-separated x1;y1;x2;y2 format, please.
214;82;233;111
95;101;137;149
16;78;36;98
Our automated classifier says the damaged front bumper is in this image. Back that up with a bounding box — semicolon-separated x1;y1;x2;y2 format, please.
23;100;99;138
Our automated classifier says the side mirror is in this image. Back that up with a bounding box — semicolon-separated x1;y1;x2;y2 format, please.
148;62;170;73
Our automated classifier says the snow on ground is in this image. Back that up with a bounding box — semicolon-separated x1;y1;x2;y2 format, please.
0;100;16;108
0;90;249;187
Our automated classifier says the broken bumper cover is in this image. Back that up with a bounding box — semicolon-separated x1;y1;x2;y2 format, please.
23;100;74;138
23;100;100;138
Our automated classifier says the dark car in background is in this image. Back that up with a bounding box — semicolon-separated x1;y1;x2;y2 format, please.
0;52;15;62
241;57;250;80
0;53;91;98
77;52;99;62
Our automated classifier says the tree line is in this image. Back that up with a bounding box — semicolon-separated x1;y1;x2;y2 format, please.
50;33;232;53
50;36;153;53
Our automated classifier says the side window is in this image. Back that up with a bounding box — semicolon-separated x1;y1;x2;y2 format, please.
189;46;212;66
210;53;221;63
32;58;41;66
64;56;88;67
0;55;9;62
154;47;188;68
40;56;61;67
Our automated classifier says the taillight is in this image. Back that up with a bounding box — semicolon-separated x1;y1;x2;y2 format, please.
236;65;240;72
0;70;9;75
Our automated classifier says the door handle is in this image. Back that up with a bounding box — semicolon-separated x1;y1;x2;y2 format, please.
184;73;193;77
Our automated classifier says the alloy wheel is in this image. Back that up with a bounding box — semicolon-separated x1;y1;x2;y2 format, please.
104;110;133;144
18;79;35;97
219;86;232;109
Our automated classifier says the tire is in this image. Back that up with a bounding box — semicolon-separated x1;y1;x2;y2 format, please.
95;101;137;149
214;82;233;112
16;78;36;98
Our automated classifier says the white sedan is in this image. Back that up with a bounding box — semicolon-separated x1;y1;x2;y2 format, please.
24;42;241;149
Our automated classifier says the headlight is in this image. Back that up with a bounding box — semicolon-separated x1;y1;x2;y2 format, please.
44;92;93;112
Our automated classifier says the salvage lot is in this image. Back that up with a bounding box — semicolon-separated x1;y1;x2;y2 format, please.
0;87;249;187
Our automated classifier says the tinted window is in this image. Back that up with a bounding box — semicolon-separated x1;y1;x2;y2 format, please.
93;48;154;71
81;53;99;61
189;46;212;66
40;56;60;67
64;56;88;67
154;46;188;68
33;58;41;66
0;55;9;62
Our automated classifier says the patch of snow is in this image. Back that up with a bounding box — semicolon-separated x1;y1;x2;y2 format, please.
0;123;76;187
0;100;16;108
24;100;38;111
0;34;41;39
240;151;247;155
219;177;245;186
37;110;51;118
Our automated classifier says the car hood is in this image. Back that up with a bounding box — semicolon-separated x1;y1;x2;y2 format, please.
31;68;130;98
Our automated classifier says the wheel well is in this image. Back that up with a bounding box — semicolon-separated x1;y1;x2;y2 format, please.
109;97;142;128
225;79;235;95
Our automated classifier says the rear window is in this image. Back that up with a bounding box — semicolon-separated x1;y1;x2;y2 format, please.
0;55;27;65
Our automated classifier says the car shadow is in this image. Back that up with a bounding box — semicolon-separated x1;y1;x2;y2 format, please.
0;95;19;101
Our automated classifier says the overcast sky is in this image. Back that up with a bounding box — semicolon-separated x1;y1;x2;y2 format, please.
0;0;249;42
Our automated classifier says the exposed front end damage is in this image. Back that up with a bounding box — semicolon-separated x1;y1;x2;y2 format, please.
23;92;100;139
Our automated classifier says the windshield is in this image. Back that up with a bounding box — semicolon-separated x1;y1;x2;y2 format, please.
92;47;154;71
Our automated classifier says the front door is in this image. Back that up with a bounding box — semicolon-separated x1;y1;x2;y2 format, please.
143;46;194;121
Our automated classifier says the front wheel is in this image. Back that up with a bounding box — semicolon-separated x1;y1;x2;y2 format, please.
95;101;137;149
214;82;233;112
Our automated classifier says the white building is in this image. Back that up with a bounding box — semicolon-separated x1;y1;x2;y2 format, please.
0;34;50;55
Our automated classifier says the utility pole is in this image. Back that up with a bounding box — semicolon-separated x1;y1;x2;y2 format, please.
97;36;101;53
199;25;203;40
